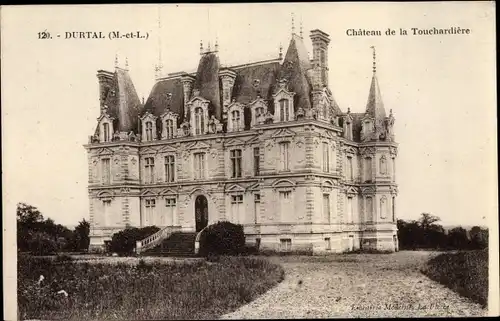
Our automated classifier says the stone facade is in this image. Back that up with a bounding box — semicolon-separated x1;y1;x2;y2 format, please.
84;28;398;253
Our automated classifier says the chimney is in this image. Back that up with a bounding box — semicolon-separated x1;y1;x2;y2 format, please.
96;70;115;110
310;29;330;87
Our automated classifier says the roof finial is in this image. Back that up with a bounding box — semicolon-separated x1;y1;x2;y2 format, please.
215;36;219;52
279;43;283;59
125;57;129;69
291;13;295;35
300;19;303;38
114;53;118;68
370;45;376;73
200;40;204;55
207;41;211;52
142;96;145;104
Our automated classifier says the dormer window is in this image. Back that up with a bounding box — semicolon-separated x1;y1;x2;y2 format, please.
194;107;204;135
227;101;245;132
165;120;174;139
103;123;110;142
160;109;178;140
145;122;153;141
97;112;115;143
273;84;295;123
231;110;241;131
140;112;158;142
279;99;290;121
249;98;268;127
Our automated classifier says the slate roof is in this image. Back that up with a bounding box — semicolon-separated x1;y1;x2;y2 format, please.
365;73;386;126
101;68;142;133
193;52;222;120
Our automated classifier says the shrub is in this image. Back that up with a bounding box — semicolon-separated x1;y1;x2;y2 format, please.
198;221;245;257
54;254;73;263
421;249;488;308
109;226;160;255
27;232;58;256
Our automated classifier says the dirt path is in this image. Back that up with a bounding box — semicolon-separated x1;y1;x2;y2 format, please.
220;251;486;318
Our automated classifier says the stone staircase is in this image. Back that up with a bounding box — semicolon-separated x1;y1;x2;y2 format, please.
142;232;197;257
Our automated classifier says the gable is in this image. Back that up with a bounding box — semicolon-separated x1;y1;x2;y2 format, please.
159;144;177;153
271;128;296;139
226;183;245;193
185;140;211;150
96;147;115;156
224;137;246;147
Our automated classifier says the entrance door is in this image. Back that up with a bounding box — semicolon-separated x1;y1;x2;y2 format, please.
195;195;209;232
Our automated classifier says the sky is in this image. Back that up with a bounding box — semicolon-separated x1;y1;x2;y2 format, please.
1;3;497;229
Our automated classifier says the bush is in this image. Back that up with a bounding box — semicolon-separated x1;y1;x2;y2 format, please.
109;226;160;255
421;249;488;308
198;221;245;257
27;232;58;256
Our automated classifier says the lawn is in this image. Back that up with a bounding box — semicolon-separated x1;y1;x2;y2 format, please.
18;254;285;320
421;249;488;308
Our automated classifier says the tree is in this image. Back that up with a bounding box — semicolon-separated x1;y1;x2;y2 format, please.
448;227;470;249
17;202;43;225
72;219;90;252
470;226;488;249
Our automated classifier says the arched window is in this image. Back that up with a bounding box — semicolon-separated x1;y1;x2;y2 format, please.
145;122;153;141
279;99;289;121
103;123;110;142
165;119;174;139
231;110;241;131
194;107;204;135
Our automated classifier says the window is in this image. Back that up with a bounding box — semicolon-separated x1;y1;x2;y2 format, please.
164;155;175;182
280;238;292;252
230;149;242;178
279;191;292;222
102;200;111;226
165;119;174;139
144;199;156;226
165;198;177;226
366;196;373;222
253;147;260;176
145;157;155;184
347;156;354;181
231;195;244;223
364;157;372;182
145;121;153;141
322;142;329;172
279;142;290;171
323;105;328;119
231;110;241;131
323;194;331;223
347;196;353;223
193;152;206;180
103;123;110;142
255;107;264;121
279;99;289;121
194;107;204;135
254;194;261;224
102;158;111;184
325;237;331;250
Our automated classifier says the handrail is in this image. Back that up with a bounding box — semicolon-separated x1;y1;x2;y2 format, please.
136;226;181;254
194;226;209;255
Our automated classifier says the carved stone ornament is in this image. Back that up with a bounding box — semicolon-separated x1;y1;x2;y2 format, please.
360;147;376;156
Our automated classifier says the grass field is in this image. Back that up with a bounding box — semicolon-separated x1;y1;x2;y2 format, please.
18;254;284;320
421;249;488;308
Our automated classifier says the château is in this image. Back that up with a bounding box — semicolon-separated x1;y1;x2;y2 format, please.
84;26;399;253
